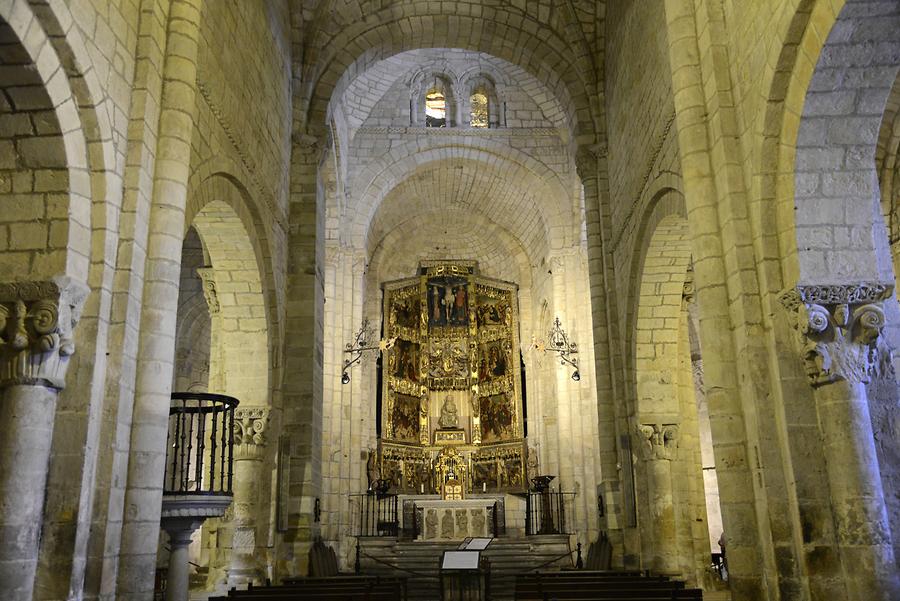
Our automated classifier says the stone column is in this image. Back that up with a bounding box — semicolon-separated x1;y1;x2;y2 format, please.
116;1;203;597
162;518;202;601
0;278;87;600
227;407;270;586
637;423;680;575
781;284;899;600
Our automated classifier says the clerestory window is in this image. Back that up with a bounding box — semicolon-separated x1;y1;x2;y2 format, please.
470;92;489;128
425;89;447;127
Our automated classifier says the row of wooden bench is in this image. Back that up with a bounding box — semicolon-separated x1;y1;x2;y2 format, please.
209;575;407;601
515;570;703;601
210;569;704;601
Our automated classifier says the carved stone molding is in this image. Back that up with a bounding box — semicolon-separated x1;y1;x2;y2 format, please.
691;359;704;392
780;284;895;386
234;406;269;459
196;268;220;315
637;423;679;461
0;277;88;390
682;281;695;308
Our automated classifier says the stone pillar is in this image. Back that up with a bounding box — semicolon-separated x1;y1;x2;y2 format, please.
116;1;203;597
637;423;680;575
781;284;899;600
0;278;87;600
163;518;202;601
227;407;270;586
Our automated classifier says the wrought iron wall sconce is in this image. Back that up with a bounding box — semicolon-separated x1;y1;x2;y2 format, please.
341;319;396;384
532;316;580;381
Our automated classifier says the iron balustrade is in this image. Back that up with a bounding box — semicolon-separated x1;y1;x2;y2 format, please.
352;492;399;537
164;392;239;495
525;490;576;535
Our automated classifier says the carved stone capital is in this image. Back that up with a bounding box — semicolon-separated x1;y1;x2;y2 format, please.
196;267;220;315
637;423;679;461
234;406;269;459
0;277;88;390
780;284;895;386
575;145;598;182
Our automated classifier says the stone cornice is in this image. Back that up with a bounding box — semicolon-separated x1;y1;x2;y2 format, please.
0;277;88;390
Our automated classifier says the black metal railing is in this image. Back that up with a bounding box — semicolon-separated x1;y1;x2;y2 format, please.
525;490;576;535
352;492;399;536
164;392;239;495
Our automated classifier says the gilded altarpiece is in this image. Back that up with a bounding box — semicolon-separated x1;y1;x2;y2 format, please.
379;261;526;496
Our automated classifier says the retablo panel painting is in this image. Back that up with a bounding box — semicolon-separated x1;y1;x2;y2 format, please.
379;261;526;494
390;393;422;443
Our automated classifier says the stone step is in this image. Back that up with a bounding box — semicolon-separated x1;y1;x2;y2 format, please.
358;535;573;601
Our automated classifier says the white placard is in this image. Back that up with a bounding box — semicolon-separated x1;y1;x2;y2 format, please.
441;550;481;570
459;537;492;550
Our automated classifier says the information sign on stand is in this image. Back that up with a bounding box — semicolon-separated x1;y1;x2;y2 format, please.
440;548;490;601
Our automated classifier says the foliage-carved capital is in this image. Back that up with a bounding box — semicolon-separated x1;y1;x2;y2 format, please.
0;277;89;390
780;284;895;387
234;406;270;458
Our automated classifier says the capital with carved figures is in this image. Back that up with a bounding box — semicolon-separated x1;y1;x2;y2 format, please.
196;267;220;315
637;423;679;461
0;277;88;390
779;283;894;387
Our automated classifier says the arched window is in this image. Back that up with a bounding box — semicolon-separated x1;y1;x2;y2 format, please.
465;74;500;128
425;88;447;127
470;91;489;128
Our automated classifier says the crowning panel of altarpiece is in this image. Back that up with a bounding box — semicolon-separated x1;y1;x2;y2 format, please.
379;261;527;498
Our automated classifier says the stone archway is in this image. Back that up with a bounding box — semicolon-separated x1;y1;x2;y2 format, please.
0;8;94;599
178;196;273;588
630;210;718;587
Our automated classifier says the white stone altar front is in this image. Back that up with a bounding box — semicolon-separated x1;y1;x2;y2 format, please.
415;499;495;540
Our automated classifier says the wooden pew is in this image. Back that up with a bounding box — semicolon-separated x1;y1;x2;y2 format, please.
515;570;703;601
210;575;406;601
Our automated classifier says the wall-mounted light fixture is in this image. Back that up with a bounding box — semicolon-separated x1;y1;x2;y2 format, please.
531;316;580;381
341;319;396;384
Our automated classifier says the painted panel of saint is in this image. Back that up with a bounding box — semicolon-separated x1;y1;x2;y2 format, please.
392;340;420;381
476;297;507;327
391;297;420;329
477;341;508;380
427;276;468;327
473;460;498;490
480;393;515;443
391;393;421;443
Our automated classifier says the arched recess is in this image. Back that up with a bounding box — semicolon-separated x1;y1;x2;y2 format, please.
175;176;276;586
187;198;270;405
185;170;283;395
781;2;900;573
0;6;93;282
300;7;597;144
345;147;574;252
172;227;212;393
628;199;718;586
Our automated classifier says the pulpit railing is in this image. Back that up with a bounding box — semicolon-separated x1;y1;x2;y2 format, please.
352;492;399;537
525;490;576;535
164;392;239;495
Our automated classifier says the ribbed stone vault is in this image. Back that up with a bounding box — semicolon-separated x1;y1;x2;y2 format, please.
364;157;554;270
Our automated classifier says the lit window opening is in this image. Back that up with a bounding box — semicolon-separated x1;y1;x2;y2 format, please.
470;92;489;128
425;89;447;127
